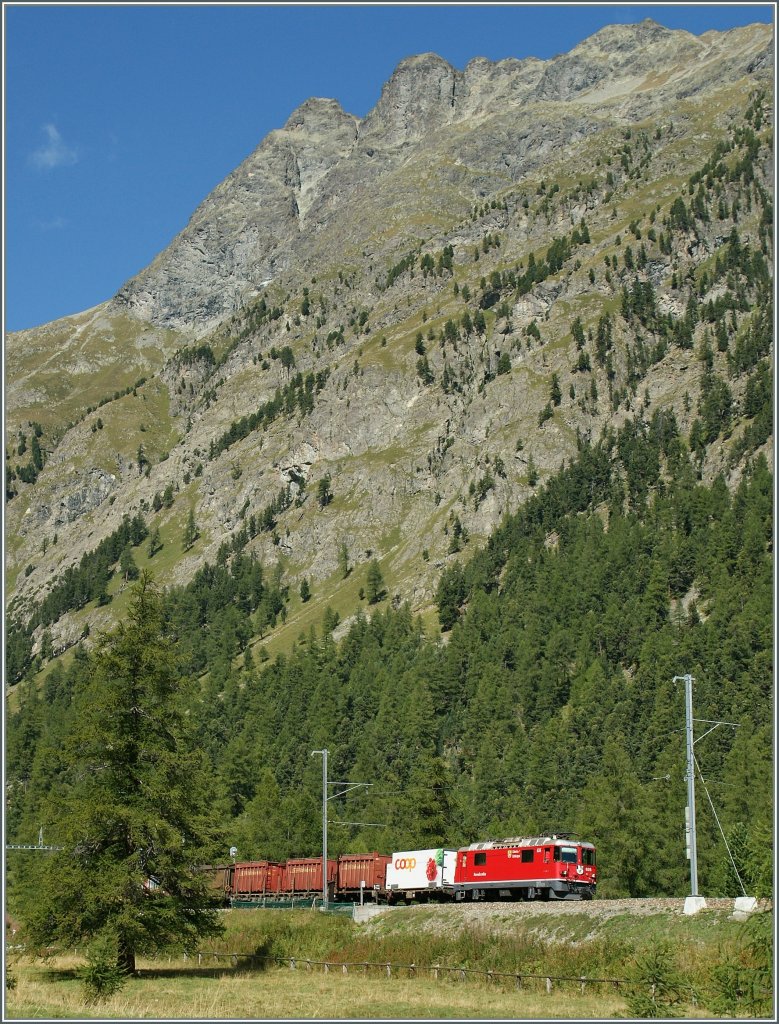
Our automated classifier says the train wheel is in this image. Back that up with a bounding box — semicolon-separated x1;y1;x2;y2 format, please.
539;888;551;901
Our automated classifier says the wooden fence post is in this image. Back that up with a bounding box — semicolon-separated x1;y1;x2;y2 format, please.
546;977;553;994
342;963;348;975
386;962;391;978
580;976;586;994
433;964;440;980
324;962;330;974
515;974;522;990
290;958;296;970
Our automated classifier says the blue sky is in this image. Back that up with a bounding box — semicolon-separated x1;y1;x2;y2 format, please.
4;3;774;332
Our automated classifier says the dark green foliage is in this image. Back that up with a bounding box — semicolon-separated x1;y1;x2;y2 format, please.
119;544;139;581
496;352;511;376
625;945;687;1017
13;577;224;973
668;196;691;231
177;343;216;367
366;560;385;605
385;251;416;288
416;355;434;385
317;473;333;508
698;372;733;444
79;931;130;1002
7;433;773;900
147;525;162;559
435;563;466;631
211;369;329;459
183;507;199;551
337;541;349;579
5;514;149;681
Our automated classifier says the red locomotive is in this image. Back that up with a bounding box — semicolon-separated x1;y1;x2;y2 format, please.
454;835;596;901
210;835;596;905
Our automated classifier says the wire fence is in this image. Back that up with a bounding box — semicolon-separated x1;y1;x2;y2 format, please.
185;950;635;994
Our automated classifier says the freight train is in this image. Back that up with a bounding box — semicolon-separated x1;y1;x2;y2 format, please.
205;835;596;905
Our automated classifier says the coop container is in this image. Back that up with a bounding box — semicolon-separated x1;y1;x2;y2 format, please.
385;848;458;891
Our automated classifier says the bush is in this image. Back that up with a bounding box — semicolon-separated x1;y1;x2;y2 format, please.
79;933;129;1003
624;944;687;1018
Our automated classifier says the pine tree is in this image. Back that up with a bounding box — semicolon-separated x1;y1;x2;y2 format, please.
317;473;333;508
183;507;199;551
147;525;162;559
337;541;350;579
366;560;385;605
119;544;139;582
16;575;224;975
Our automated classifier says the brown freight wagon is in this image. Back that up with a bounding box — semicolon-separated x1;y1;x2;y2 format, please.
197;864;232;903
231;860;284;899
281;857;337;897
336;852;391;901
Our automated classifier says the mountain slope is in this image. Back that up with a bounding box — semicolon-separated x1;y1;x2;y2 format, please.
5;18;774;672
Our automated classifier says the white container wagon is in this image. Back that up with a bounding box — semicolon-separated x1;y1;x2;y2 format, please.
385;848;458;903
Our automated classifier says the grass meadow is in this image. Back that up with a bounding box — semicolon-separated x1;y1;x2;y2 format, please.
4;904;768;1020
5;954;635;1020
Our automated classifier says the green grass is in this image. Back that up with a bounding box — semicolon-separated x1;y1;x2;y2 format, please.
4;956;631;1020
6;311;183;437
6;906;766;1019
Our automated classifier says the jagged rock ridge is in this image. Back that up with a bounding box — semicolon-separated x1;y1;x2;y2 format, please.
110;19;772;333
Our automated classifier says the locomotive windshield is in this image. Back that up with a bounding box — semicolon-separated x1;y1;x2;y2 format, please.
553;846;579;863
582;848;596;866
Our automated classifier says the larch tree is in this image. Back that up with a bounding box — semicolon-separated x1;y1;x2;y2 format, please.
366;559;385;605
18;574;225;975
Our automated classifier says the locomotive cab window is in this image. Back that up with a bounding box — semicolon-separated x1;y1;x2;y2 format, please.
474;852;487;866
553;846;579;863
582;849;596;866
521;849;534;863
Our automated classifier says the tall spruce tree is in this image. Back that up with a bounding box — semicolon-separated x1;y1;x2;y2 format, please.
16;574;224;974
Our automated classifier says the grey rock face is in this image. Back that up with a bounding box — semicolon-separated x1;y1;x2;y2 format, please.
114;97;358;332
22;468;118;534
358;52;460;151
110;20;771;337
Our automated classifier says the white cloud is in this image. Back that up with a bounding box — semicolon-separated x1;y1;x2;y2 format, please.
36;215;68;231
30;124;78;170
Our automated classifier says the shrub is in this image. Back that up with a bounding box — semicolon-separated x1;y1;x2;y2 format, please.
79;932;130;1003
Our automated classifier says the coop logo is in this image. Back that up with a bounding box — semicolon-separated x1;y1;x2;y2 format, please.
394;857;417;870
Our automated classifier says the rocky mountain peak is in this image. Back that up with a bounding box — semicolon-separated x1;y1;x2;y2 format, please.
358;51;461;149
283;96;357;134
